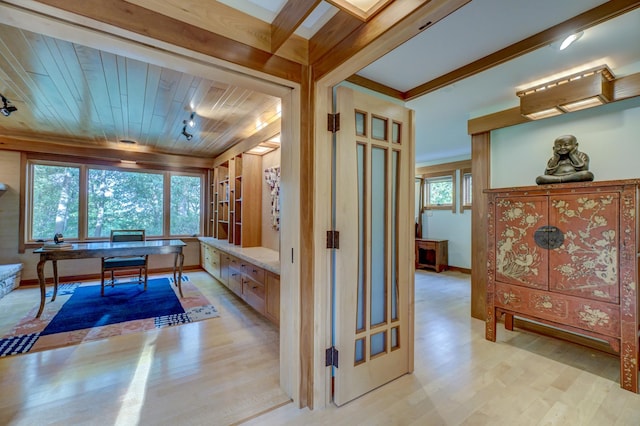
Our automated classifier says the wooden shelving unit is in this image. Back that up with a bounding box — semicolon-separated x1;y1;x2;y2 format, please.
215;162;230;241
210;153;262;247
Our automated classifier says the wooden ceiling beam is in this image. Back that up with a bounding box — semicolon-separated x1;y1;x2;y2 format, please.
345;75;404;99
404;0;640;100
0;136;214;169
311;0;470;81
272;0;320;54
309;10;363;63
33;0;304;83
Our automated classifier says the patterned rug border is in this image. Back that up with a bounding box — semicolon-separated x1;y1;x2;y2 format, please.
0;275;219;357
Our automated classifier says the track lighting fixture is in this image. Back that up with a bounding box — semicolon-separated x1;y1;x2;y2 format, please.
181;112;195;140
181;125;193;140
1;95;17;117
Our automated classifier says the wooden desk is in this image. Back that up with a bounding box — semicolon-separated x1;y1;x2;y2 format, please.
415;238;448;272
33;240;186;318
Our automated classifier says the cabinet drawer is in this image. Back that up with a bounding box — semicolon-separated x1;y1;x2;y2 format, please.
495;282;620;338
243;277;265;314
228;267;243;296
416;241;436;250
243;263;265;284
228;255;242;269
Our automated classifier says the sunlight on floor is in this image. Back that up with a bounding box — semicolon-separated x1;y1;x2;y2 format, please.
114;331;158;426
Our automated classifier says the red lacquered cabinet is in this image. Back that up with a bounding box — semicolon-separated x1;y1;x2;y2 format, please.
485;179;639;393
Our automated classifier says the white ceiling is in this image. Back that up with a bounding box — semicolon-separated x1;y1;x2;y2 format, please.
225;0;640;164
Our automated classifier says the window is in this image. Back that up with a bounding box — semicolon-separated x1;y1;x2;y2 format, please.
31;164;80;240
422;170;456;212
88;168;164;237
170;175;202;236
461;167;472;211
26;158;204;243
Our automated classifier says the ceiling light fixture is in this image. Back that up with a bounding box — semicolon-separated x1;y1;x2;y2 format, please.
326;0;393;21
181;125;193;141
517;65;615;120
0;95;17;117
182;112;195;140
187;112;195;128
559;31;583;50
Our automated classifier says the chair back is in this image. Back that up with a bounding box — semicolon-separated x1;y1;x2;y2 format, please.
110;229;145;243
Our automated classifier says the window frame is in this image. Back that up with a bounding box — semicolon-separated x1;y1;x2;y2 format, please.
421;170;456;213
22;153;206;250
461;167;472;212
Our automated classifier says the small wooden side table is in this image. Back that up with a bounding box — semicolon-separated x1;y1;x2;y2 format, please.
415;238;448;272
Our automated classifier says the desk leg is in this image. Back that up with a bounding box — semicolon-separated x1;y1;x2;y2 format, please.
51;260;59;301
36;258;46;318
175;250;185;298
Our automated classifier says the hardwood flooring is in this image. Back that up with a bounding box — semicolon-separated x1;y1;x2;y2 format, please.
1;269;639;425
249;270;640;425
0;271;289;425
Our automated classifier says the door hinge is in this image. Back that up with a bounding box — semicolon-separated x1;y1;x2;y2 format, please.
326;346;339;368
327;113;340;133
326;230;340;249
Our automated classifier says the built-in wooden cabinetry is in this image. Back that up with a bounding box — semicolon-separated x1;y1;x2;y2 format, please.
485;180;639;393
200;239;279;325
210;154;262;247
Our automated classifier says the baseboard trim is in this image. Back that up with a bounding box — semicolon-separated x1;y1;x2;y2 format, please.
447;266;471;274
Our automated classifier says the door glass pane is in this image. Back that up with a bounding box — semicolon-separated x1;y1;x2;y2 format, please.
371;330;386;357
355;111;366;136
372;116;387;141
355;337;365;364
391;150;398;321
392;121;401;144
391;326;399;349
356;143;365;332
370;147;387;327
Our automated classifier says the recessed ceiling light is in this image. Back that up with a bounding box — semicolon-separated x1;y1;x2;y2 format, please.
559;31;583;50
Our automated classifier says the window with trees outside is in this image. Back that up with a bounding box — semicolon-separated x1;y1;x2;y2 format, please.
28;159;203;243
422;170;456;212
461;167;472;211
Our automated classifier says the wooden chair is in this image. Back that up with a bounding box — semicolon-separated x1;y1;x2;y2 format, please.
101;229;148;296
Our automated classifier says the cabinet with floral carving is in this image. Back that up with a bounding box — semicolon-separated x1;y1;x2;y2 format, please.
485;179;639;393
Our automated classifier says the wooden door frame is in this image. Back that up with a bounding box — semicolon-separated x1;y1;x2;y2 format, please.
0;3;303;405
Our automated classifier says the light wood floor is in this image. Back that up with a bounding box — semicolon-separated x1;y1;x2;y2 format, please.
0;271;290;426
1;269;640;425
248;270;640;426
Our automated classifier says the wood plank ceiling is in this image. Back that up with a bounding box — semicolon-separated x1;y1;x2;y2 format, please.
0;0;473;163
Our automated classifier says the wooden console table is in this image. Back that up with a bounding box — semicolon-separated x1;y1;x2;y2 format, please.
415;238;448;272
33;240;186;318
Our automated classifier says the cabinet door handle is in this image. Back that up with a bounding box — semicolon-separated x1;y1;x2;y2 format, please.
252;269;258;273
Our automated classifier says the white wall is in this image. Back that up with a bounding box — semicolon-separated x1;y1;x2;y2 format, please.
492;96;640;187
419;169;472;270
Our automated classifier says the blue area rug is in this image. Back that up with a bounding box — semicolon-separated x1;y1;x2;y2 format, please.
0;275;219;357
41;278;185;335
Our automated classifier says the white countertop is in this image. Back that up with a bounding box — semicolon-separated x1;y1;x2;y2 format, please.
198;237;280;275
